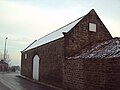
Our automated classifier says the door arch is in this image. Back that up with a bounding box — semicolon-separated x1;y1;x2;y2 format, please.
33;55;40;80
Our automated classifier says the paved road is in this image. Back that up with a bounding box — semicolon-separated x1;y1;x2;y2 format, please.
0;72;59;90
0;81;10;90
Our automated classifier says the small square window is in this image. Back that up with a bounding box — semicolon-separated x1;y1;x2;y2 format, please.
89;23;96;32
25;54;27;59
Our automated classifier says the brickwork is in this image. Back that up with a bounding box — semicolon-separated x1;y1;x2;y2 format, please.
64;9;112;57
21;9;114;89
64;58;120;90
21;38;64;87
63;59;84;90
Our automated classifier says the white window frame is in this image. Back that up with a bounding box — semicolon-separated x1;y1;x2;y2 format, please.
25;54;27;59
89;23;96;32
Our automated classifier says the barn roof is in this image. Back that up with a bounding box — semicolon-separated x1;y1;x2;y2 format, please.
67;38;120;59
23;16;84;52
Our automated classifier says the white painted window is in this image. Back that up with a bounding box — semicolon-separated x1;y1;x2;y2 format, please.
25;54;27;59
89;23;96;32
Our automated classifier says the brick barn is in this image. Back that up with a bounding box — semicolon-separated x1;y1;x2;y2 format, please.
21;9;120;90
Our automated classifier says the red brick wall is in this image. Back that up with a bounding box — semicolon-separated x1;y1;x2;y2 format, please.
21;50;35;78
21;38;64;87
64;57;120;90
63;59;84;90
64;10;112;57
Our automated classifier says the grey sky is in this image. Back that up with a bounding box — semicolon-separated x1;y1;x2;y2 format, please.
0;0;120;65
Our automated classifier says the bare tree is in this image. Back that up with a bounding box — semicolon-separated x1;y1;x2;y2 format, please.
0;50;11;65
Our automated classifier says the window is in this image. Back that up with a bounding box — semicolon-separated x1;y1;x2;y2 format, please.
89;23;96;32
25;54;27;59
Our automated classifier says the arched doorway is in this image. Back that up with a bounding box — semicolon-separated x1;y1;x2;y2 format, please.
33;55;40;80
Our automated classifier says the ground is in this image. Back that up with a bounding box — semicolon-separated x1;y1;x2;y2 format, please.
0;72;61;90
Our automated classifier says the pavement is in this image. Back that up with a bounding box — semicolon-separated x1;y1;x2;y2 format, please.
0;81;10;90
0;72;62;90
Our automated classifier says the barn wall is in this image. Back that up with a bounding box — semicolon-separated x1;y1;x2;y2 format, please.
64;9;112;57
21;50;34;78
21;38;64;87
64;57;120;90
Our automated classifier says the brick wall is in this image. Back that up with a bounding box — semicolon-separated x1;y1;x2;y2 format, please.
21;38;64;87
63;59;84;90
64;10;112;57
64;57;120;90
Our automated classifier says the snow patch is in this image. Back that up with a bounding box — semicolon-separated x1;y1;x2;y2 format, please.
67;38;120;59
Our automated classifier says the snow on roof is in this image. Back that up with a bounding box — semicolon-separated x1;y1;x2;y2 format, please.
23;16;84;52
67;38;120;59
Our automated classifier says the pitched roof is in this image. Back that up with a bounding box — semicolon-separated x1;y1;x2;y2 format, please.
23;16;84;52
67;38;120;59
0;60;8;65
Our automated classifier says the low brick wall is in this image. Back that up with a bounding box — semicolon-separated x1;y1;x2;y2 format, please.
64;57;120;90
63;59;84;90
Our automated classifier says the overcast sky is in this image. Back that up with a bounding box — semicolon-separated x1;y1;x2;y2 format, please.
0;0;120;66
